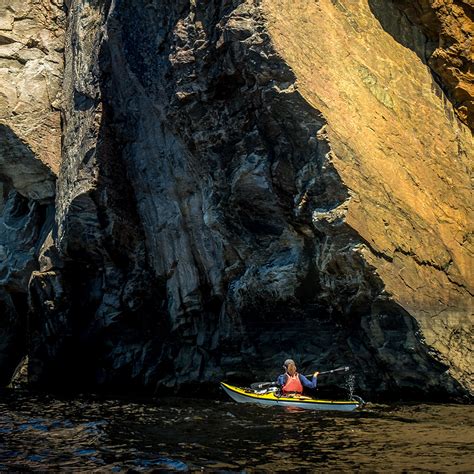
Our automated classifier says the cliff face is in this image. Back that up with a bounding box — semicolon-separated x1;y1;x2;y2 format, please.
0;0;63;384
263;0;473;394
0;0;472;398
394;0;474;129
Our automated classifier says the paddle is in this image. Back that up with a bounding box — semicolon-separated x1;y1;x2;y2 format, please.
250;366;350;390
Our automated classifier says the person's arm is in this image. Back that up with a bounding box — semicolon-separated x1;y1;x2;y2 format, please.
276;374;286;386
299;372;319;389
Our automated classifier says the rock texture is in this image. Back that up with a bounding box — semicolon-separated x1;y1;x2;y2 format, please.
0;0;63;197
0;0;472;399
391;0;474;129
0;189;53;384
0;0;63;384
263;0;473;395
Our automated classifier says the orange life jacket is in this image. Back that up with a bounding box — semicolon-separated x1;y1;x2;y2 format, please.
282;373;303;394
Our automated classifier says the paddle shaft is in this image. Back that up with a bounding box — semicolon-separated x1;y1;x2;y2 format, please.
304;366;349;378
250;366;350;389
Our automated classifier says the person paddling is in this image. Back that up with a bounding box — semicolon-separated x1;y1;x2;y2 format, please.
277;359;319;395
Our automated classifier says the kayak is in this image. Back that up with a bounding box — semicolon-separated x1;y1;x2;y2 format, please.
221;382;360;412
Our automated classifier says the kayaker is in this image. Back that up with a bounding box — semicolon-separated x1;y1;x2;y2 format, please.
277;359;319;395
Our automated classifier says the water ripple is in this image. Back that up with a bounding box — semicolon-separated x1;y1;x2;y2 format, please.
0;391;472;471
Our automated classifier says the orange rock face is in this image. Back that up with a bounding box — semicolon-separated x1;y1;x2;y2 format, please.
396;0;474;130
262;0;473;392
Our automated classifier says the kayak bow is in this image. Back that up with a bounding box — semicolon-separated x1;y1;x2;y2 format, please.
221;382;360;412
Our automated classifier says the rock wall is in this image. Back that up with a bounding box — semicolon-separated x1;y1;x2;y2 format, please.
0;0;472;399
262;0;473;395
393;0;474;129
0;0;63;384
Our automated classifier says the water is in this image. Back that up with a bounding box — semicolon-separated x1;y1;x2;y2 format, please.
345;374;355;399
0;390;473;471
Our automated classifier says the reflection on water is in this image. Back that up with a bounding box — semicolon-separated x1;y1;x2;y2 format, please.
0;390;473;471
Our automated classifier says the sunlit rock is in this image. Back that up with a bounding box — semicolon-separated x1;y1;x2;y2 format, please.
1;0;471;399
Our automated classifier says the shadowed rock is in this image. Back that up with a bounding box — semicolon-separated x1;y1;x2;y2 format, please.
0;126;56;201
0;187;53;384
23;0;472;400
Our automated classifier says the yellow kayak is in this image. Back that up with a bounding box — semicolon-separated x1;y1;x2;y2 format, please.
221;382;360;412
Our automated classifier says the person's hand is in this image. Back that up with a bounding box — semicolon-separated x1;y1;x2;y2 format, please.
313;371;319;377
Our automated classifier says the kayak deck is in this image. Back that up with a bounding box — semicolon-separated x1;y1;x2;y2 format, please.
221;382;360;412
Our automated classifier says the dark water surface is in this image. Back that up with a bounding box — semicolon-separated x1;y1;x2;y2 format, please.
0;390;472;472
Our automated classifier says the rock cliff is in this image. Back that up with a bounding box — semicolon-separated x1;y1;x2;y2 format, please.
0;0;472;399
0;0;63;384
394;0;474;129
